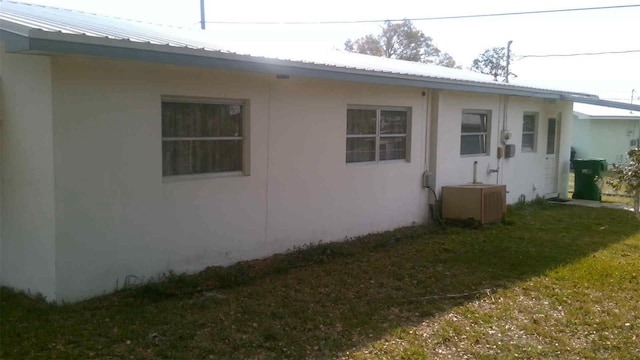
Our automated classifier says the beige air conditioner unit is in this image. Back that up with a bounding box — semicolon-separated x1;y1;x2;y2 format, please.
441;184;507;224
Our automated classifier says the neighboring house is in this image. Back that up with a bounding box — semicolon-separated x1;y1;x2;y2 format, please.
2;1;639;302
573;103;640;167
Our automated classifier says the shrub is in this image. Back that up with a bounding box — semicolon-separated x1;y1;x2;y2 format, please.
607;148;640;215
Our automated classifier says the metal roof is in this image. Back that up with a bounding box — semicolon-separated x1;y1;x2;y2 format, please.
1;0;639;111
574;103;639;119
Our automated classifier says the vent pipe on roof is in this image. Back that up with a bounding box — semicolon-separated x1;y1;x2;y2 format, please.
200;0;206;30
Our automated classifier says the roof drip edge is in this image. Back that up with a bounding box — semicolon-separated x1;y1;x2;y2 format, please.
4;33;585;100
562;95;640;112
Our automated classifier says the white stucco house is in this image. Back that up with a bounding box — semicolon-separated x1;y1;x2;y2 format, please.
573;103;640;167
2;1;640;302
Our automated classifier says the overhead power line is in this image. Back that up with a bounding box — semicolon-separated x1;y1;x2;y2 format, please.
204;4;640;25
518;49;640;59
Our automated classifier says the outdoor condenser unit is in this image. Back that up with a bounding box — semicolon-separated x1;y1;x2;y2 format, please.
441;184;507;224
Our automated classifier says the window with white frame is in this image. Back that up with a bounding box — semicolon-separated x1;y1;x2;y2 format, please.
521;112;537;152
460;110;490;155
346;107;410;163
162;98;245;177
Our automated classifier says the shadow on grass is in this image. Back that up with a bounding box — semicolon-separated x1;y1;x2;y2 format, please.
2;202;638;359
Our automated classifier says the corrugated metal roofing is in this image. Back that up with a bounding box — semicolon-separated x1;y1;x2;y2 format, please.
0;1;223;49
0;1;588;95
574;103;639;118
0;0;635;108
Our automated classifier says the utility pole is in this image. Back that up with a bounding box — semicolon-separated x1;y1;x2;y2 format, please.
200;0;205;30
505;40;513;83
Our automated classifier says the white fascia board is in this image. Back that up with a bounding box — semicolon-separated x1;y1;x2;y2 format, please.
11;29;595;100
562;95;640;112
590;116;640;120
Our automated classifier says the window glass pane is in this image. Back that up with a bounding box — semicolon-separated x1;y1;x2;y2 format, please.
460;134;486;155
523;115;536;132
546;118;556;155
347;109;377;135
379;136;406;160
162;140;242;176
522;114;536;151
209;103;243;137
346;137;376;162
380;110;407;134
522;134;535;151
461;113;487;133
162;102;243;138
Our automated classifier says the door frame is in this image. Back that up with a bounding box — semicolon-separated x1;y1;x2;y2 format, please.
544;115;561;198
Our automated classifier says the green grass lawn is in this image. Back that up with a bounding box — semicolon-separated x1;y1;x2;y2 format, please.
2;202;640;359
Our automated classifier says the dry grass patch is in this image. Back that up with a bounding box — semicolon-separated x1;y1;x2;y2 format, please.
2;201;639;359
347;216;640;359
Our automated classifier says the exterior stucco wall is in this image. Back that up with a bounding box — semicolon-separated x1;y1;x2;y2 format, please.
555;101;573;198
51;57;429;301
433;91;572;202
2;52;575;301
264;78;429;251
51;58;271;300
572;117;640;166
0;49;56;300
572;115;592;159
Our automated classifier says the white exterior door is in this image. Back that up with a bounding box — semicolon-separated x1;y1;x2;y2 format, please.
544;117;559;197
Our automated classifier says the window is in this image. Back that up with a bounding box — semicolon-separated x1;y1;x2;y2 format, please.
162;98;245;177
546;118;556;155
346;107;410;163
460;111;490;155
521;113;537;152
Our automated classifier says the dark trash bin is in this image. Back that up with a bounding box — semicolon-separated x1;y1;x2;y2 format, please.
572;159;607;201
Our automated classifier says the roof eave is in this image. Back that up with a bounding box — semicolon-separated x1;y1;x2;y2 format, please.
0;29;596;100
575;114;640;120
1;28;31;51
562;94;640;112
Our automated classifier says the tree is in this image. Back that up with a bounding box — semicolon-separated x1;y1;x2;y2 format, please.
606;148;640;216
344;20;458;68
470;47;515;81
